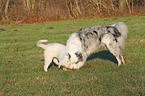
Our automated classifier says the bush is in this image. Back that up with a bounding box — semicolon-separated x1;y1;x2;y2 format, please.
0;0;145;24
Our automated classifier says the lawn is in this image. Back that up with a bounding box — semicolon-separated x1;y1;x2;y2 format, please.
0;16;145;95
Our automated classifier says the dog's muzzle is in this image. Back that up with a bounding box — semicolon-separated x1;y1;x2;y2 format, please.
58;63;72;69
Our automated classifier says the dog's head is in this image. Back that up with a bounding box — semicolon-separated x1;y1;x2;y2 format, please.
58;51;84;69
58;53;72;68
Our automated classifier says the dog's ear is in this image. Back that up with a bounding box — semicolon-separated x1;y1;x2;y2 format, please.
77;28;83;33
75;51;83;61
78;28;83;31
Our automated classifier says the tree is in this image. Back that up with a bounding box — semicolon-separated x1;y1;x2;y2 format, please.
4;0;10;20
119;0;126;10
66;0;82;18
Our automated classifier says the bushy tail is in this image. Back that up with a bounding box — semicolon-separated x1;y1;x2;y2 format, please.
112;22;128;39
37;40;48;49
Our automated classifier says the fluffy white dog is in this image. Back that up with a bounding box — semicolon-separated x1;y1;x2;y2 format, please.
59;22;128;69
37;40;72;72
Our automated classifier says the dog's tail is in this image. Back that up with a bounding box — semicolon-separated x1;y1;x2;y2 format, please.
112;22;128;39
37;40;48;49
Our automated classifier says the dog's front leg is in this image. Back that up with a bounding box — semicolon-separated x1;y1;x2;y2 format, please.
53;58;59;65
58;64;61;69
120;55;125;64
44;57;53;72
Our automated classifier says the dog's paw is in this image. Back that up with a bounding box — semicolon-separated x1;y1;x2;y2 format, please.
118;63;121;66
63;68;68;71
44;66;48;72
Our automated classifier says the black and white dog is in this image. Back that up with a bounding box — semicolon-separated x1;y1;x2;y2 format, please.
59;22;128;69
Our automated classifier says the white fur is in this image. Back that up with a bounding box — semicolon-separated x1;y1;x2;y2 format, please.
37;40;72;72
65;33;88;69
64;22;128;69
66;33;83;64
111;22;128;39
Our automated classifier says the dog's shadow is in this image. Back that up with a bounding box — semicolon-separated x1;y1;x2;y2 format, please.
87;50;118;64
41;59;58;69
41;50;118;69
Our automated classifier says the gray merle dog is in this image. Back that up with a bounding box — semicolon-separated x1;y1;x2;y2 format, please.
59;22;128;69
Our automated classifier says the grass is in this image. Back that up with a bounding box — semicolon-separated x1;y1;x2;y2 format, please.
0;16;145;95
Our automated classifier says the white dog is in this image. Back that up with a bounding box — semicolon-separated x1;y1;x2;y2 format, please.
59;22;128;69
37;40;72;72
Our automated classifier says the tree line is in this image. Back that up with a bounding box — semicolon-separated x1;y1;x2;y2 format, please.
0;0;144;24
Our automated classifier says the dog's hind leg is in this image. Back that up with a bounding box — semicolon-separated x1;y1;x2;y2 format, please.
107;45;123;66
103;41;122;65
102;34;125;66
108;45;122;66
116;56;121;66
120;55;125;64
116;55;125;66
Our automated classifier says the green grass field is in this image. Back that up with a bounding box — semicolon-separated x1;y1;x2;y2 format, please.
0;16;145;95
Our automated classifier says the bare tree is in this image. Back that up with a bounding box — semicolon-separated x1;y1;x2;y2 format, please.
0;0;144;24
26;0;30;10
119;0;126;10
23;0;35;12
75;0;82;16
0;0;3;15
125;0;132;14
66;0;82;18
4;0;9;20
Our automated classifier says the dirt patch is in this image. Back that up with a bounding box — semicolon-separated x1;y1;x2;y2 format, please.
0;28;6;31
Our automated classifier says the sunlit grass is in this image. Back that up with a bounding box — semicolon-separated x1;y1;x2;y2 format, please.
0;16;144;95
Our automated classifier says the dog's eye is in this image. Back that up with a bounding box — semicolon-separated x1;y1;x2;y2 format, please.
75;51;83;64
68;53;71;59
75;52;83;61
